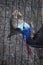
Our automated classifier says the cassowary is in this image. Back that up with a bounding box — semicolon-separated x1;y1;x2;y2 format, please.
8;10;43;54
8;10;32;54
8;10;31;39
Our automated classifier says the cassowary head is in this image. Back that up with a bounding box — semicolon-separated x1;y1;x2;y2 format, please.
11;10;24;28
8;10;23;38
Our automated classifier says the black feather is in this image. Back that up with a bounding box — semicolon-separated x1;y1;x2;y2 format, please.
26;26;43;48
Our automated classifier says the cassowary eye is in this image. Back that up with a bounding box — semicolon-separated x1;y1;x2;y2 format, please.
17;14;22;19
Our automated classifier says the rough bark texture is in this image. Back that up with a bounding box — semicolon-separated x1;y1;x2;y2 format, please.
0;0;43;65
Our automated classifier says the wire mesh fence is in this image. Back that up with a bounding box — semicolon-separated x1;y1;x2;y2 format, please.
0;0;43;65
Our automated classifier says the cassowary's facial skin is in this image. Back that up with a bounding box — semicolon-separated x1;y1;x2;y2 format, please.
18;19;23;24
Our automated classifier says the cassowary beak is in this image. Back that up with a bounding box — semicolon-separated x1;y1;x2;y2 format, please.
8;28;22;38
